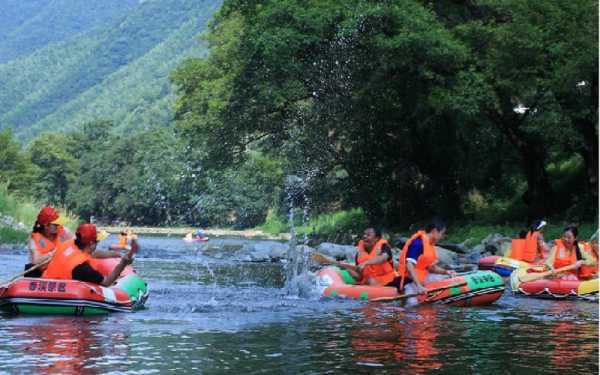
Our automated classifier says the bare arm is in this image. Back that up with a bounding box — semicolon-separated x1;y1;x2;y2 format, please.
544;246;558;270
28;239;54;264
406;262;428;293
101;248;134;286
92;250;122;259
359;253;390;267
429;263;455;276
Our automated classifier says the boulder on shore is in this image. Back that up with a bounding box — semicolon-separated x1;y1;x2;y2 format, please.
316;242;356;262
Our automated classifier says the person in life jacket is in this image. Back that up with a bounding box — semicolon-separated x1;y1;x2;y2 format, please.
397;220;457;296
42;223;136;286
354;228;401;288
331;228;400;288
544;226;596;280
24;206;73;278
579;231;599;280
509;220;549;263
109;229;136;251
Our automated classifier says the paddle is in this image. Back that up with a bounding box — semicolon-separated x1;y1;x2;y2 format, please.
371;281;468;302
311;252;340;265
518;263;579;283
0;258;52;287
311;252;358;270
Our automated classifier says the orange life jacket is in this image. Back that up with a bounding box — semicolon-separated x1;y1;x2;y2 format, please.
552;239;579;276
42;241;92;280
398;230;438;288
508;239;526;260
118;235;128;247
356;239;397;286
31;226;73;255
578;241;598;280
511;231;543;262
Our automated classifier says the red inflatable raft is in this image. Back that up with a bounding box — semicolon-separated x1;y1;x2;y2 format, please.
0;259;148;315
510;268;599;301
316;267;505;306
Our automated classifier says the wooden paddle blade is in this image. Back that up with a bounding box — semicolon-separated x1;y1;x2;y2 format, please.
518;263;578;283
311;252;336;265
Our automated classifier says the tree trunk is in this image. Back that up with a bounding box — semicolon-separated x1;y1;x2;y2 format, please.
490;111;554;219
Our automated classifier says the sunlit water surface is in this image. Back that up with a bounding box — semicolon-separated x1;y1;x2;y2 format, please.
0;235;597;374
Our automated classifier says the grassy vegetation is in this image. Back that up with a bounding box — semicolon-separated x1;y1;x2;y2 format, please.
0;183;79;244
258;207;597;246
0;227;28;243
444;222;598;246
258;208;368;242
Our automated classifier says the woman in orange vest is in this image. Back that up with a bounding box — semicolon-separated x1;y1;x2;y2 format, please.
24;206;73;277
398;220;456;297
354;228;400;288
544;226;596;280
509;220;548;263
42;223;135;286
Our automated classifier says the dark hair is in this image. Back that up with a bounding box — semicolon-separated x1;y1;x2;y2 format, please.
563;225;578;238
365;227;382;238
425;218;446;233
529;219;545;233
32;221;44;233
563;225;582;260
74;233;92;249
518;230;527;239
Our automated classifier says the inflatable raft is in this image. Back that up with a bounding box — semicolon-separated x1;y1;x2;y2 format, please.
478;255;534;277
0;259;148;315
316;267;505;306
510;268;598;301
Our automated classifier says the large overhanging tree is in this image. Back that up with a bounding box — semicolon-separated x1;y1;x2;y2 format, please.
173;0;598;225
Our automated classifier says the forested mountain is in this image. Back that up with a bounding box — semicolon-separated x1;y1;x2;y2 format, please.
0;0;221;139
0;0;139;64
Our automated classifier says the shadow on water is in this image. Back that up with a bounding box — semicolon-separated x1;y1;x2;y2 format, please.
0;235;597;374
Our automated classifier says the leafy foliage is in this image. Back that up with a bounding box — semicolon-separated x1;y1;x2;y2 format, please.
172;0;597;228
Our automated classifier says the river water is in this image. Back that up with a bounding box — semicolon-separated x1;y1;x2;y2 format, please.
0;235;597;374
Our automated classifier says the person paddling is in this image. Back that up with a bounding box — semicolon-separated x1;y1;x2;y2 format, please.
579;231;599;280
397;220;457;296
355;228;401;288
42;223;136;286
333;228;401;288
25;207;74;277
544;226;596;280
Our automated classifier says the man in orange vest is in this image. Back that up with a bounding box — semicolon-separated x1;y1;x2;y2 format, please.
25;206;73;277
333;228;400;288
43;223;136;286
354;228;400;287
398;220;456;296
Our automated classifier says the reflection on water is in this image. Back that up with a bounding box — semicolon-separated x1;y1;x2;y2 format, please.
0;235;598;374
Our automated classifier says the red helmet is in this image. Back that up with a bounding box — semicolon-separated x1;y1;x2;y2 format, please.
37;207;59;225
76;223;108;246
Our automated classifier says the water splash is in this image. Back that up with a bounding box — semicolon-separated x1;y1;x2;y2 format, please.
283;173;317;296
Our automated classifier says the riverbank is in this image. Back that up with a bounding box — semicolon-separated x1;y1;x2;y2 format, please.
97;226;291;241
0;185;78;245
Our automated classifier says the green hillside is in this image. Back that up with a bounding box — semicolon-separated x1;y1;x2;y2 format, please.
0;0;139;63
0;0;221;140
